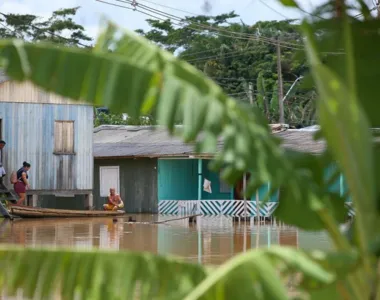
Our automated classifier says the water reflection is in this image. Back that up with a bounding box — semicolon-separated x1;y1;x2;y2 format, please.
0;216;331;265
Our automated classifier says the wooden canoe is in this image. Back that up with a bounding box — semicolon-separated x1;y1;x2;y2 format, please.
10;206;125;218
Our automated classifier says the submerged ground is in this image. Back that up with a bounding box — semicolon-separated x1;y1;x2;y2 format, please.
0;215;330;264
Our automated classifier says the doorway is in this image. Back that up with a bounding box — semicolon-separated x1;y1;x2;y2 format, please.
233;173;251;200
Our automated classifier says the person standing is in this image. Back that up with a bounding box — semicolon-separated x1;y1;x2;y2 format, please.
0;140;6;185
14;161;31;206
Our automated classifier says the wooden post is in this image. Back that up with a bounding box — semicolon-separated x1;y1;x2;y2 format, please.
335;0;344;18
32;194;38;207
248;82;254;106
243;173;247;252
85;193;93;210
197;158;202;263
277;38;284;124
256;190;260;226
256;222;260;249
197;159;202;213
243;173;247;218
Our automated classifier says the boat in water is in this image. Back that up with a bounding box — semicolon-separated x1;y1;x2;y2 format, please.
9;206;125;218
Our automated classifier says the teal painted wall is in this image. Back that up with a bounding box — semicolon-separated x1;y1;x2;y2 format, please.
325;165;340;193
202;160;231;200
250;183;279;202
158;159;198;201
157;159;353;203
158;159;232;201
325;164;351;202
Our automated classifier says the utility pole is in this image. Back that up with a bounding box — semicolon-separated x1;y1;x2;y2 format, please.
377;1;380;19
277;38;284;124
248;82;254;106
335;0;343;18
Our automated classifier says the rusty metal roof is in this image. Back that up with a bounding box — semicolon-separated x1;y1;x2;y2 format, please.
93;125;325;158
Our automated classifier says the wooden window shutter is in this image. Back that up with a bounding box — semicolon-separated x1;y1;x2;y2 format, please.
54;121;74;154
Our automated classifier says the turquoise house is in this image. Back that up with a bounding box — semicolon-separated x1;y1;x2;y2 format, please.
94;125;352;216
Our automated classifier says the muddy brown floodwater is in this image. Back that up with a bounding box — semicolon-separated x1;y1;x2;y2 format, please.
0;215;331;265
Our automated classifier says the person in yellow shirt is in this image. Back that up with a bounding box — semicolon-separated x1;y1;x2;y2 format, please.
103;188;124;211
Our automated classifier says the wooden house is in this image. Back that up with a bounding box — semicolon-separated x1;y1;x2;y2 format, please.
93;125;350;216
0;70;93;209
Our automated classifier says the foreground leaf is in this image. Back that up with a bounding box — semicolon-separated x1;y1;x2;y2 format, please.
0;247;207;300
0;246;342;300
302;20;377;260
0;32;334;231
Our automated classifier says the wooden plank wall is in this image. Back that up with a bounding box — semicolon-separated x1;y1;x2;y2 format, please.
0;81;88;105
0;102;93;191
93;159;158;213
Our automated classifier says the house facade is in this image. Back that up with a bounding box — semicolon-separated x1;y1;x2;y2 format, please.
93;125;352;216
0;71;94;208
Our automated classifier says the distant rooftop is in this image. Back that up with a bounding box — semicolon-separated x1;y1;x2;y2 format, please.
93;124;325;158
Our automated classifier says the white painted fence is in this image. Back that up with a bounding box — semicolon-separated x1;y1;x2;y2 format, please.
158;200;279;217
158;200;355;217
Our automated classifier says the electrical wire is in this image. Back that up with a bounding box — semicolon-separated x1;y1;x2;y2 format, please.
112;0;305;49
97;0;346;55
179;47;231;57
0;19;20;37
186;49;259;62
258;0;290;19
134;0;200;16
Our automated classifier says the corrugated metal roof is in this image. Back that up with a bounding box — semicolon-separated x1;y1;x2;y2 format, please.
276;130;325;154
93;125;325;158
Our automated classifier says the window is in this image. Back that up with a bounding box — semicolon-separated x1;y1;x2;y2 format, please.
54;121;74;154
99;166;120;197
219;172;230;193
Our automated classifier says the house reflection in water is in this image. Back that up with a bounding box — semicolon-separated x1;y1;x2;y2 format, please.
0;216;330;265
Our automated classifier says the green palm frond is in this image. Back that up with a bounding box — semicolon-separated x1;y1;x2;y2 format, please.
0;246;207;300
0;25;347;231
0;246;349;300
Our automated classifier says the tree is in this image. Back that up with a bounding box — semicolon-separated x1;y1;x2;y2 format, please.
0;0;379;298
0;7;92;46
94;112;155;127
0;7;155;126
137;15;313;125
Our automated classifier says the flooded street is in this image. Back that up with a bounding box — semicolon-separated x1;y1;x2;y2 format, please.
0;215;331;265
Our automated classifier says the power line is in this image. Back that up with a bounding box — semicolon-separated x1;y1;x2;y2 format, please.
135;0;199;16
118;0;347;54
113;0;304;48
102;0;304;50
0;19;20;37
298;4;377;20
179;47;231;57
258;0;290;19
98;0;345;55
186;49;257;62
0;12;91;48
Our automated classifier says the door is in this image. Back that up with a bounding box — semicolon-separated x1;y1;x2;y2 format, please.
99;166;120;197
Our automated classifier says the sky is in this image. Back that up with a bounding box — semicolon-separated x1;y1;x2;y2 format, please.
1;0;366;42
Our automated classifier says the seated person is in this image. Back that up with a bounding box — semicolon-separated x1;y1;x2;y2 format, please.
103;188;124;211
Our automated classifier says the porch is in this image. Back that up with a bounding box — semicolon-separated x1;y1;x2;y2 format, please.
157;158;354;217
157;158;279;217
